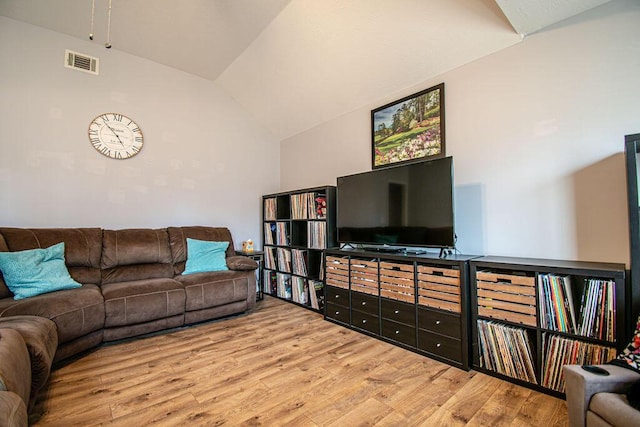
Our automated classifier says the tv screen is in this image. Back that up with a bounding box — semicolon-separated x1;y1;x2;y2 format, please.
337;157;454;248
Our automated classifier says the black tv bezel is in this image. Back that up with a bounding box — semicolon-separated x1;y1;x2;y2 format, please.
336;156;455;250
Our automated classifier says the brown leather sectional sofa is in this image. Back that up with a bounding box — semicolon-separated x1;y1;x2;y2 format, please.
0;226;258;425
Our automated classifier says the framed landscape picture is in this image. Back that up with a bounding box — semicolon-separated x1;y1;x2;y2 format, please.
371;83;445;169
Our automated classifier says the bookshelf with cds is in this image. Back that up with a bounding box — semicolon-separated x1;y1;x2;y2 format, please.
262;186;336;312
469;256;626;398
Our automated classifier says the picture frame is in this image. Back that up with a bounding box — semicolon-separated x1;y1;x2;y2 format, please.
371;83;445;169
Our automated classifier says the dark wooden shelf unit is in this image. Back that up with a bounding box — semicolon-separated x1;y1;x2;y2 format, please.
262;186;336;312
324;248;477;370
470;256;626;398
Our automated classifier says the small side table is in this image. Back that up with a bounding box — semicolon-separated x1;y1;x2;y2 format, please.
235;250;264;301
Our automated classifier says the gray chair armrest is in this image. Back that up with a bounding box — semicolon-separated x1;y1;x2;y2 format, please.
563;364;640;427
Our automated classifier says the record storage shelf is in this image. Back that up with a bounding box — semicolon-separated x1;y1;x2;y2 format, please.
262;186;336;312
469;256;626;398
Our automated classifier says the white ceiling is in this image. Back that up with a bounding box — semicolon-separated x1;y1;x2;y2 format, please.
0;0;611;141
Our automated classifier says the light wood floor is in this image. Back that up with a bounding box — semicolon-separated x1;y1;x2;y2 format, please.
31;296;568;426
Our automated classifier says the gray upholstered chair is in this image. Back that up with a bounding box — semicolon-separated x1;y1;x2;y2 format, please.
563;364;640;427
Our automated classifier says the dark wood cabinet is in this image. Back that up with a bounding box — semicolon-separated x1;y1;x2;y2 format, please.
323;248;476;370
470;256;626;397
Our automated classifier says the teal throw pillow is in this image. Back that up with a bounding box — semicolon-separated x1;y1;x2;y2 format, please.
183;238;229;275
0;242;82;300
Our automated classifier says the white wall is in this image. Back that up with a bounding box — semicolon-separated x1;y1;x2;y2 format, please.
0;17;280;248
281;0;640;265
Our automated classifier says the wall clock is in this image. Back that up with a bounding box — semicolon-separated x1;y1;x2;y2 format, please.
88;113;143;159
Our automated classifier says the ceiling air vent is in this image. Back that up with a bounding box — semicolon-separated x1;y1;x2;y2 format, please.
64;49;99;75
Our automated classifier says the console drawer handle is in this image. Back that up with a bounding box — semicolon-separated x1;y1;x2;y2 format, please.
335;311;340;315
436;343;441;348
435;320;441;325
335;295;340;298
362;319;367;324
362;301;366;306
394;310;399;314
395;330;400;334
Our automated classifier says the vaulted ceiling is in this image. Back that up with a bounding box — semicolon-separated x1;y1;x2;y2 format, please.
0;0;611;140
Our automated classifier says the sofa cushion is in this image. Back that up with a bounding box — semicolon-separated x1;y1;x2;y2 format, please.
0;228;103;288
0;285;105;345
0;328;30;408
0;243;81;300
0;316;57;410
101;278;185;327
167;227;236;275
102;315;185;342
101;229;173;284
175;270;250;312
183;239;229;275
590;391;640;426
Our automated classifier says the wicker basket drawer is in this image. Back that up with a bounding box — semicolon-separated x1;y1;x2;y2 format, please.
351;282;378;296
380;261;414;278
326;272;349;289
476;270;535;287
350;259;378;270
476;269;536;327
350;258;378;295
378;262;412;302
326;257;348;273
326;256;349;289
380;286;414;303
417;265;460;281
326;256;349;271
417;265;461;312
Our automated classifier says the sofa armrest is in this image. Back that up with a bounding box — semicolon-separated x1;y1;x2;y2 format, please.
0;392;28;427
226;255;258;271
0;329;31;408
564;364;640;427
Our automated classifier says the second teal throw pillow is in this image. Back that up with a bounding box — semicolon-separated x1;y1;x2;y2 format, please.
183;238;229;275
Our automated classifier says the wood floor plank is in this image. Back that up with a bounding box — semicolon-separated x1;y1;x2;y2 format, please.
466;380;532;426
30;296;568;426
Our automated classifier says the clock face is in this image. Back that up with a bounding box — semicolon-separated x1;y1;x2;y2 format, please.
88;113;143;159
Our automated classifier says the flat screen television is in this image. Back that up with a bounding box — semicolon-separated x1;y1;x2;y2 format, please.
337;156;454;249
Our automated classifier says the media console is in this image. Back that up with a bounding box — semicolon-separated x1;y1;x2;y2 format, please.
323;250;628;398
324;248;477;370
